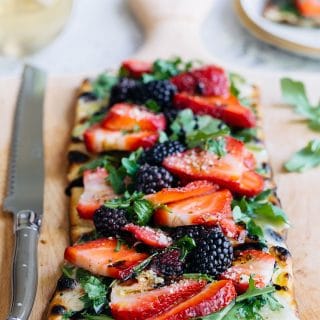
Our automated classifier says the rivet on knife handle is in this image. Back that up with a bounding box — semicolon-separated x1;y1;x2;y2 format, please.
7;211;40;320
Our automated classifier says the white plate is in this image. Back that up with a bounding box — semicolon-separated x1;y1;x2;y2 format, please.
240;0;320;50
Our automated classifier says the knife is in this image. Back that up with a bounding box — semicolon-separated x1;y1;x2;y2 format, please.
3;65;47;320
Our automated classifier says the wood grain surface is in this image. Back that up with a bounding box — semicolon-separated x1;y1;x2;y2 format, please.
1;0;320;319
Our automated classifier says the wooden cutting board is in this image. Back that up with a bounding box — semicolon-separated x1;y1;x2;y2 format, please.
0;0;320;319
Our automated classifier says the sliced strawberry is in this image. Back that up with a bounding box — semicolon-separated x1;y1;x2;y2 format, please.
171;65;228;97
220;249;275;293
64;238;148;279
122;223;173;248
149;280;236;320
110;279;206;320
163;146;264;197
295;0;320;17
76;168;116;219
102;103;166;131
218;218;247;243
153;189;232;227
174;93;256;128
84;125;159;153
121;60;152;78
145;180;219;205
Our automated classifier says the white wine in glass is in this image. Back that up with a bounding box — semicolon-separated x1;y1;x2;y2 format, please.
0;0;73;57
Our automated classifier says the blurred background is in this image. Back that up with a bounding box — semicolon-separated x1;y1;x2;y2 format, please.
0;0;320;76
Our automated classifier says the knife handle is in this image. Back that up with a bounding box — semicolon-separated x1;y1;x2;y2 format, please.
7;210;40;320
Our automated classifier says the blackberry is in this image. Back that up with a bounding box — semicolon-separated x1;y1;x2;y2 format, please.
134;164;175;194
130;82;151;105
186;227;233;277
171;225;212;242
144;80;177;107
93;206;128;237
109;77;137;106
140;141;186;165
150;249;184;279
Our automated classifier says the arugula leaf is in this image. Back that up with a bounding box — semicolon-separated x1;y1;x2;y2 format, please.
232;128;258;143
170;109;197;140
114;239;125;252
82;314;114;320
233;205;263;240
236;277;275;302
229;73;254;107
92;73;117;99
131;253;158;276
79;155;118;174
88;111;107;126
206;137;227;158
284;139;320;172
183;273;215;282
159;131;169;143
133;199;154;225
105;163;126;194
232;191;288;240
145;99;161;112
79;275;108;313
174;236;196;260
143;57;202;82
121;148;143;176
61;264;75;278
171;109;230;152
62;310;75;320
281;78;320;131
105;191;154;225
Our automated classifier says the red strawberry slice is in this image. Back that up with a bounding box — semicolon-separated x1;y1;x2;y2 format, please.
121;59;152;78
163;146;264;197
84;125;159;153
110;279;206;320
122;224;173;248
102;103;166;132
171;65;229;97
148;280;236;320
145;180;219;205
295;0;320;17
76;168;116;219
153;189;232;227
220;249;275;293
64;238;148;279
174;93;256;128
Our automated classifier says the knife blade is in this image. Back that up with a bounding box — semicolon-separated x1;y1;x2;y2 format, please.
3;65;47;320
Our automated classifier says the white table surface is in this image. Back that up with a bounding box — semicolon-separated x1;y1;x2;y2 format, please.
0;0;319;76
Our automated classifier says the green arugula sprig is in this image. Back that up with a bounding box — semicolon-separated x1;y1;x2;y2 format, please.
82;314;114;320
173;236;196;260
75;269;114;314
104;148;143;194
229;73;253;108
232;190;288;241
142;57;202;82
170;109;230;156
79;155;118;174
79;149;143;195
284;139;320;172
92;73;118;99
200;277;282;320
105;191;154;226
281;78;320;131
183;273;215;282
